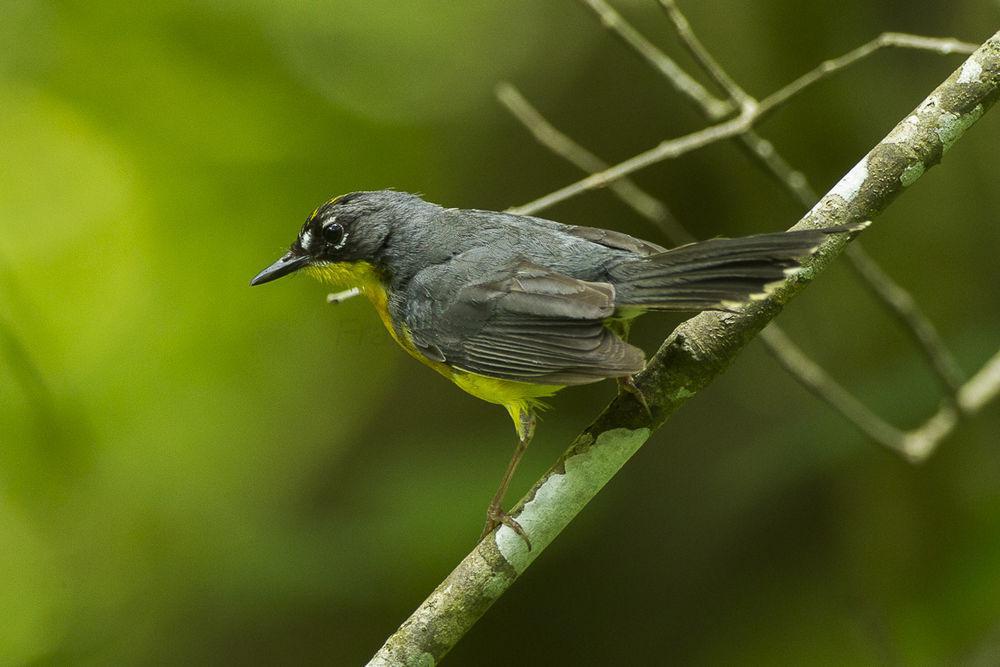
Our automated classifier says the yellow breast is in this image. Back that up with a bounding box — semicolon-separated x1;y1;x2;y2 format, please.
305;260;400;343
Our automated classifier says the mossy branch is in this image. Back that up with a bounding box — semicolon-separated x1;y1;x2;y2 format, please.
581;0;974;402
368;32;1000;666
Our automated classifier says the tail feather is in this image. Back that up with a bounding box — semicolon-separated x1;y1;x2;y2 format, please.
624;264;799;287
612;224;865;311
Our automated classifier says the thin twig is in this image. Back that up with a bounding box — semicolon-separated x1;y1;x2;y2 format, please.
903;347;1000;461
507;106;755;216
656;0;756;109
959;347;1000;413
580;1;970;399
497;83;694;244
578;0;814;203
843;246;965;393
757;31;979;122
738;132;818;204
369;37;1000;664
576;0;735;119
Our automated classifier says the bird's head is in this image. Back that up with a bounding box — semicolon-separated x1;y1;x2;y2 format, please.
249;190;414;286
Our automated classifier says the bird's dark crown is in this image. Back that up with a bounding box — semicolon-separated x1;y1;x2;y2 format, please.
294;190;425;263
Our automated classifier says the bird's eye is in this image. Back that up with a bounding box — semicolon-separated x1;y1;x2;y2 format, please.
322;222;346;247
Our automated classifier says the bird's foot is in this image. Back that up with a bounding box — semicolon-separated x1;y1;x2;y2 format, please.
618;374;652;420
481;503;532;550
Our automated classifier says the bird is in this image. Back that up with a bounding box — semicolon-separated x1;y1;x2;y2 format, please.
251;190;861;546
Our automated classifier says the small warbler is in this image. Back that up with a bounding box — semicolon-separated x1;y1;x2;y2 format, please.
252;190;860;545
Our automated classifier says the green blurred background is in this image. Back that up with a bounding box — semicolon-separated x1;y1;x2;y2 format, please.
2;0;999;664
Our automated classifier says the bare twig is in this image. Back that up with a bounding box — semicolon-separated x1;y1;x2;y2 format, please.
959;347;1000;413
370;34;1000;665
579;0;815;203
653;0;820;203
656;0;756;110
740;132;819;204
758;326;909;448
655;2;968;393
577;0;735;119
903;347;1000;461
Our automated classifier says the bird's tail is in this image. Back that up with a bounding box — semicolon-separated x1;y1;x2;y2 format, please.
610;223;868;311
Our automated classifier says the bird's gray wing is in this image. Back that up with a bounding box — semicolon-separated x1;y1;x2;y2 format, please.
559;224;667;256
407;260;645;386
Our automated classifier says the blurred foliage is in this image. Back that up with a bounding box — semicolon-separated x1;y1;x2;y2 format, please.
1;0;999;664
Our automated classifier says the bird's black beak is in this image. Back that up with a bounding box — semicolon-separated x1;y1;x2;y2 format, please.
249;252;311;286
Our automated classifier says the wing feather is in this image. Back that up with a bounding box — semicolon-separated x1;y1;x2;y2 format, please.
409;260;645;385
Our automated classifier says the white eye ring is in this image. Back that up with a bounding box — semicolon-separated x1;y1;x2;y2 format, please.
321;220;348;249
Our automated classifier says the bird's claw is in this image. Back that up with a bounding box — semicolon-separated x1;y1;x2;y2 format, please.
618;375;652;419
482;504;532;550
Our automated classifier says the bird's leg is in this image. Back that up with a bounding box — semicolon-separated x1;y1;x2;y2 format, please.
607;317;652;419
481;409;536;549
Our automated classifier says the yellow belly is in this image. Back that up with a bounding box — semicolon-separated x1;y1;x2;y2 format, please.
305;260;564;436
449;371;562;437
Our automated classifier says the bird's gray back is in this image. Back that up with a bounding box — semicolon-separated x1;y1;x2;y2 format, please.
382;206;647;288
382;206;653;351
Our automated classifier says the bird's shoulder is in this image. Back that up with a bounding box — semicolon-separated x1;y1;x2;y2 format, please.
435;207;665;257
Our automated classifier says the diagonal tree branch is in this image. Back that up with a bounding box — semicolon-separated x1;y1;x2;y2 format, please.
505;30;980;215
651;0;975;438
585;0;973;404
901;347;1000;461
369;32;1000;666
651;0;822;203
582;0;970;398
506;103;756;214
663;8;972;393
959;347;1000;414
649;1;971;420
